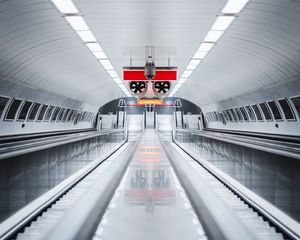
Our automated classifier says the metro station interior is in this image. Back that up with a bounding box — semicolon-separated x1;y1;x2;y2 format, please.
0;0;300;239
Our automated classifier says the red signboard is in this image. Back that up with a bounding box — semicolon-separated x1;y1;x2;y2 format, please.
123;69;177;81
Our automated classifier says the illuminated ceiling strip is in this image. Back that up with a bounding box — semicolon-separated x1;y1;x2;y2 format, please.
51;0;131;97
169;0;249;97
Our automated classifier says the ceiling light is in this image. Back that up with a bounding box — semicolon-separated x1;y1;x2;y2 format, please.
99;59;114;70
178;78;187;84
114;77;122;84
211;16;235;31
107;70;118;78
51;0;78;14
86;43;102;52
198;43;214;52
182;70;193;78
76;31;96;42
223;0;249;14
92;51;107;59
193;51;208;59
65;16;89;31
204;31;224;42
186;59;201;70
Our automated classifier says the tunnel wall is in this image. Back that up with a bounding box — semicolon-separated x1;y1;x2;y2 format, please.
0;80;98;136
201;79;300;136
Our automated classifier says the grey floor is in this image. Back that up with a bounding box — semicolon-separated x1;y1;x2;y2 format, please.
93;130;206;240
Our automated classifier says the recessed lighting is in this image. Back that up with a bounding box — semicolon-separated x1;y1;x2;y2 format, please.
223;0;249;14
204;30;224;42
186;59;201;70
51;0;78;14
76;30;96;42
198;43;214;52
114;77;122;83
182;70;193;78
211;16;235;31
65;16;89;31
178;78;187;84
92;51;107;59
86;43;102;52
107;70;118;78
193;51;208;59
99;59;114;70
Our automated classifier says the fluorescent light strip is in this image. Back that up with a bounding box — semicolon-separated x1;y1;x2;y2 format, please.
211;16;235;31
76;30;96;42
65;16;89;31
204;30;224;42
193;51;208;59
223;0;249;14
86;43;102;52
52;0;131;96
52;0;78;14
198;42;214;52
171;0;248;96
92;51;107;59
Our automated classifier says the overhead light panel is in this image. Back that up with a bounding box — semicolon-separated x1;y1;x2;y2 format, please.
92;51;107;59
107;70;119;78
182;70;193;78
211;16;235;31
204;31;224;42
198;43;214;52
86;43;102;52
193;51;208;59
51;0;78;14
186;59;201;70
100;60;114;70
76;31;96;42
65;16;89;31
223;0;249;14
52;0;132;97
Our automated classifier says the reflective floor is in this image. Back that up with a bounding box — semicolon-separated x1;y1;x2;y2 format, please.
93;130;206;240
175;132;300;222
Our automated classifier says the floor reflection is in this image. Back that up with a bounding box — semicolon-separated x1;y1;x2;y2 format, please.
99;130;203;240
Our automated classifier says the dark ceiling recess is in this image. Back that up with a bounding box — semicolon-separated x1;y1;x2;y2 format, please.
99;97;201;115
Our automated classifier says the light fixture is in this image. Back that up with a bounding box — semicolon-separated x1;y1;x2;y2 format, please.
52;0;78;14
92;51;107;59
86;43;102;52
211;16;235;31
99;59;114;70
178;78;187;84
204;30;224;42
186;59;201;70
181;70;193;78
193;51;208;59
198;43;214;52
223;0;249;14
169;0;249;97
65;16;89;31
107;70;119;78
114;77;122;84
76;30;96;42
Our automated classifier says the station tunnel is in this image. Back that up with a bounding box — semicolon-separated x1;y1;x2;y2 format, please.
0;0;300;239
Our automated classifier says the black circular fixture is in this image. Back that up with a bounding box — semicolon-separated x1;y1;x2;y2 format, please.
129;81;147;96
153;81;171;96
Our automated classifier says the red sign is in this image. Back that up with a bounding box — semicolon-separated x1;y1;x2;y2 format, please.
123;69;177;81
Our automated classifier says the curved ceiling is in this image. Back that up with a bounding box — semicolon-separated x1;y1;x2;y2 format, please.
0;0;124;106
176;0;300;107
0;0;299;107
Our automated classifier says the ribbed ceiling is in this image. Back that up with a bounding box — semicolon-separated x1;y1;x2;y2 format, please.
0;0;299;107
176;0;300;107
